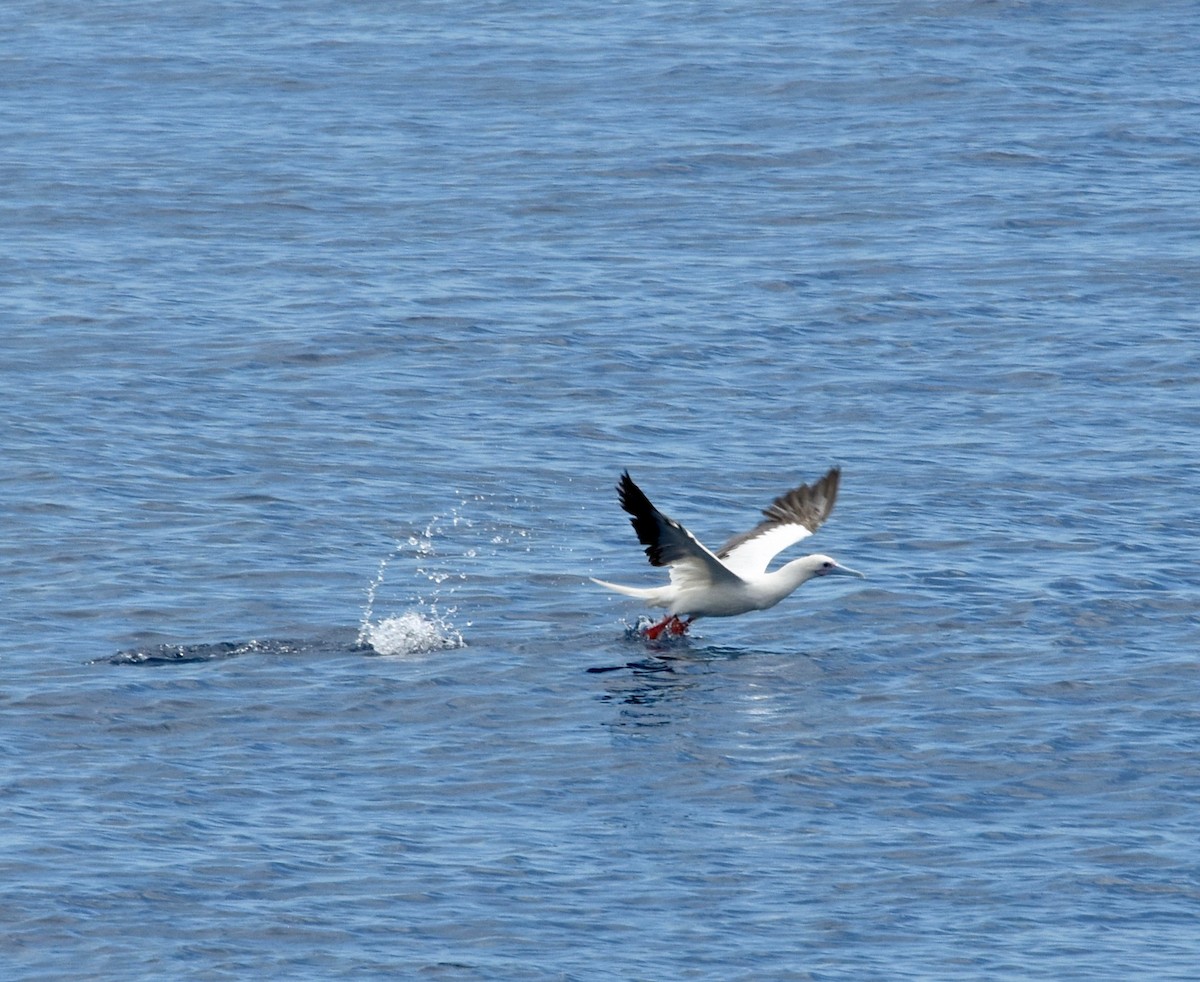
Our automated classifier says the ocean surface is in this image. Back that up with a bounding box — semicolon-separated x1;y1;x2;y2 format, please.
4;1;1199;978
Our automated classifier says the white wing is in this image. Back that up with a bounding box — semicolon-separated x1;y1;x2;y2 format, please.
616;471;743;591
717;467;841;579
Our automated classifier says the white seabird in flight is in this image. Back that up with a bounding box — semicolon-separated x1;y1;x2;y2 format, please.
593;467;864;639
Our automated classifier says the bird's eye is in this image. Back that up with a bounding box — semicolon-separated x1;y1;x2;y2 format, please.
822;561;833;569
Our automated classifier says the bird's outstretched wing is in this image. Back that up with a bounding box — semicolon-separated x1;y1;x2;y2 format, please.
716;467;841;579
617;471;742;590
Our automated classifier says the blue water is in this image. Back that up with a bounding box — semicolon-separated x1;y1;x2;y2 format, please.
4;1;1200;978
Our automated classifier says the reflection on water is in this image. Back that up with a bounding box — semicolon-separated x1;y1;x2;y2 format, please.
589;640;754;727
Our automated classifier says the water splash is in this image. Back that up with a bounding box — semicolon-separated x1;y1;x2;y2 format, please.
360;610;464;656
356;514;470;655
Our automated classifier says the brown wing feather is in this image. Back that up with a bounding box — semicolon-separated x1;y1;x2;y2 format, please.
717;467;841;558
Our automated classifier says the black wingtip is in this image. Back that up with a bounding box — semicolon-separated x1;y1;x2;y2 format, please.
616;470;644;516
614;470;672;566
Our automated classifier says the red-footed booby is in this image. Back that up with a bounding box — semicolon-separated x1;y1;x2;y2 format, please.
593;467;863;639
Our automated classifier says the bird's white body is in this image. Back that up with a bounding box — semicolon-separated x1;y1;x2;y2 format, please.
593;468;862;633
593;554;845;619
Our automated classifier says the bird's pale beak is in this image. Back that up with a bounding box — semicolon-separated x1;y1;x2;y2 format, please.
829;562;865;579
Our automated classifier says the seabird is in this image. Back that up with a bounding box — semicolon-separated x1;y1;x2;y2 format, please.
593;467;864;639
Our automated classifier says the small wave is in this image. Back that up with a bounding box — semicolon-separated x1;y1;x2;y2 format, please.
360;610;465;656
105;639;296;666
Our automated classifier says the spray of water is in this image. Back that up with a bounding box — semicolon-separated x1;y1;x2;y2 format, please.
356;516;468;656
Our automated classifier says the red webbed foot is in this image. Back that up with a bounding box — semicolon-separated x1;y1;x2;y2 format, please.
644;615;691;640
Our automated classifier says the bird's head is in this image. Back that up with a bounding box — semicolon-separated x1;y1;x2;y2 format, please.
775;554;866;593
809;554;866;579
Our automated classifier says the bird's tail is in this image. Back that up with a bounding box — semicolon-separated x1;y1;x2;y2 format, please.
590;577;670;608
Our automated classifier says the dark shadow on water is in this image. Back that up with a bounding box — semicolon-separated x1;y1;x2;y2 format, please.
593;664;697;727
